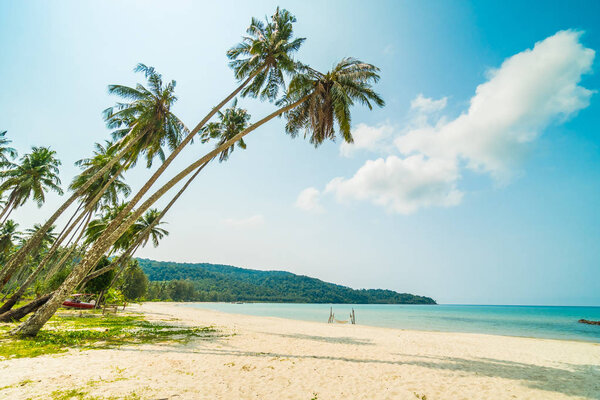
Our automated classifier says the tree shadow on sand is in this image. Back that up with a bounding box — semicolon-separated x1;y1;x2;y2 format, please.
149;344;598;399
264;332;374;346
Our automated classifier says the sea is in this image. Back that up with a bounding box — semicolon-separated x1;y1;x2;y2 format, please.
183;303;600;342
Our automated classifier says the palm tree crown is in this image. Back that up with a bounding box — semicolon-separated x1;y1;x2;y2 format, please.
22;223;57;249
70;141;131;210
282;58;385;146
128;208;169;248
103;64;187;168
0;220;20;257
0;131;18;167
200;99;251;162
227;7;305;101
0;146;63;208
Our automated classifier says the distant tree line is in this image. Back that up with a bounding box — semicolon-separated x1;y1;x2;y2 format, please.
139;259;436;304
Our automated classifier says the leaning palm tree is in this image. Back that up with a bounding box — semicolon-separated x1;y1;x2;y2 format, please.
104;64;186;169
0;147;63;223
12;57;383;337
0;141;133;311
71;141;132;211
0;65;185;290
73;8;306;265
0;220;20;260
0;131;17;168
79;208;169;289
22;224;57;250
200;99;251;161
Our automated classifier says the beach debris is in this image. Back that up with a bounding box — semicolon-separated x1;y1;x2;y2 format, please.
578;319;600;325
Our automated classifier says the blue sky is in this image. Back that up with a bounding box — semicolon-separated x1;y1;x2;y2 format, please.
1;0;599;305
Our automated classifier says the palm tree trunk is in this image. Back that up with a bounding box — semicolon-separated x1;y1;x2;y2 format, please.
0;211;93;314
1;292;54;323
53;202;83;247
79;67;268;269
11;95;309;337
44;211;93;280
79;163;207;290
0;197;15;224
0;134;141;290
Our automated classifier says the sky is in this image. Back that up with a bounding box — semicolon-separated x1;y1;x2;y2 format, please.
0;0;599;305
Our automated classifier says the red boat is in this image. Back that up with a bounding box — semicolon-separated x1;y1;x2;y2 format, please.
62;294;95;309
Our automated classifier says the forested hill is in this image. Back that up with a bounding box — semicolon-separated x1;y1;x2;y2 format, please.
137;258;436;304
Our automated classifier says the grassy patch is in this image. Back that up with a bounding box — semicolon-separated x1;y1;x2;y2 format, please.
48;388;141;400
0;312;219;360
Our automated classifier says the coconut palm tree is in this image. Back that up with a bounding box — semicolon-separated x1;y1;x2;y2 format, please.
200;99;251;161
0;131;17;168
11;57;383;337
0;65;185;290
76;8;306;264
0;220;20;260
0;147;63;223
227;7;305;101
22;224;57;250
104;64;186;169
281;59;384;145
71;141;132;210
79;208;169;289
84;203;133;253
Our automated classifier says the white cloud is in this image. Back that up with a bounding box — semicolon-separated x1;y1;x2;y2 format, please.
410;94;448;113
295;187;324;213
397;30;595;180
340;123;395;157
322;30;595;214
223;214;264;227
326;155;462;214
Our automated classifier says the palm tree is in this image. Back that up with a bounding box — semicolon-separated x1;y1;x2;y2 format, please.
75;7;305;267
227;7;305;101
79;208;169;289
0;64;184;290
200;99;251;161
0;220;20;260
0;147;63;223
71;141;131;210
11;57;383;337
104;64;186;169
282;59;384;145
0;131;17;168
0;140;134;310
22;224;57;250
84;203;133;253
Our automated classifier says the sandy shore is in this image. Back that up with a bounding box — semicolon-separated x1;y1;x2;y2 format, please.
1;302;599;399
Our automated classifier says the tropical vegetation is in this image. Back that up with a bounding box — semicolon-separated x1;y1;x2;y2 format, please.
0;7;387;339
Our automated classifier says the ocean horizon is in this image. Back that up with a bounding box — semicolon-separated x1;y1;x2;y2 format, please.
183;302;600;343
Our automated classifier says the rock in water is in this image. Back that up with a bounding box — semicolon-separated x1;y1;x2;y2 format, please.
578;319;600;325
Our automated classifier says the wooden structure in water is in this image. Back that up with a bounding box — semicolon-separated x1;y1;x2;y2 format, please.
328;307;356;324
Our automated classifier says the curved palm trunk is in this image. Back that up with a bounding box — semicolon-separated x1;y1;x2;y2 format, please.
77;67;268;274
0;211;93;314
0;135;141;290
88;162;209;292
0;197;15;224
11;95;309;337
54;202;84;246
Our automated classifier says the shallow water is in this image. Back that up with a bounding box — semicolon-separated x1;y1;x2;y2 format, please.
183;303;600;342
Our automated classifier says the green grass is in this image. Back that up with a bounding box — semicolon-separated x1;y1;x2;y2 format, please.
0;312;220;360
47;388;141;400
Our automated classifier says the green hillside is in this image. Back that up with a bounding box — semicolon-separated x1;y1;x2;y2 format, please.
138;258;436;304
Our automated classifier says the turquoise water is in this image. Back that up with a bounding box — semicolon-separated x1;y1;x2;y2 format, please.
183;303;600;342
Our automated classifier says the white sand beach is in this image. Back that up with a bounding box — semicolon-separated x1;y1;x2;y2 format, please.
1;302;599;400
